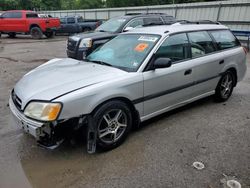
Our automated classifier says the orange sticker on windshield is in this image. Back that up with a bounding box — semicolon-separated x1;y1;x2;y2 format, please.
134;43;149;52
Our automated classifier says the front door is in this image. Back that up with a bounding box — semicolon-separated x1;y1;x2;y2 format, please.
142;33;197;117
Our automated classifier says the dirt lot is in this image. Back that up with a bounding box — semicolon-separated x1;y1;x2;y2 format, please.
0;35;250;188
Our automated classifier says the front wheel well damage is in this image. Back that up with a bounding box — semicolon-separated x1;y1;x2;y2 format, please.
91;97;141;129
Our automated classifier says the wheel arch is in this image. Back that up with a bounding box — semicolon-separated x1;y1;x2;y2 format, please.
29;24;41;31
91;97;141;129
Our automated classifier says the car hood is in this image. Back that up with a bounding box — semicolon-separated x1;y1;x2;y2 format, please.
14;58;127;109
70;31;117;41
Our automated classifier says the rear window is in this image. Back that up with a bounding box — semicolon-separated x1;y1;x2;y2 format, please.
210;30;240;50
26;13;38;18
77;17;84;23
188;31;216;58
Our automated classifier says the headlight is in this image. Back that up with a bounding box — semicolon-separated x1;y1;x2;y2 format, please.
79;38;92;48
24;102;62;121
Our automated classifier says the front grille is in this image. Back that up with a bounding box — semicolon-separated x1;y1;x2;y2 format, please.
67;39;77;51
12;90;22;111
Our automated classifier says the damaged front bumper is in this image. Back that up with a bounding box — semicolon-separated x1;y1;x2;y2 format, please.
9;97;69;148
9;97;46;139
9;97;96;153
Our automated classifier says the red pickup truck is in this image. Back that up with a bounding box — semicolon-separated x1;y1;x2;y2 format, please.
0;10;60;39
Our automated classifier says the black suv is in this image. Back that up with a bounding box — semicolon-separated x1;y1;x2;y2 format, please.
67;13;176;60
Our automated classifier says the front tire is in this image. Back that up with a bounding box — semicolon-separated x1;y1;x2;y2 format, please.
30;27;43;39
214;71;235;102
93;100;132;151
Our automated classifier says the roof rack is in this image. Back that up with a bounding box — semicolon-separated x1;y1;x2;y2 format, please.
174;20;221;25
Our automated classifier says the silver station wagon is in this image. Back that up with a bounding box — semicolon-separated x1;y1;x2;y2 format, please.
9;23;247;153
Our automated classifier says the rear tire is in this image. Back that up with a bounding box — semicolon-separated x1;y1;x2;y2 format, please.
30;27;43;39
44;31;54;38
92;100;132;151
214;70;235;102
8;32;16;38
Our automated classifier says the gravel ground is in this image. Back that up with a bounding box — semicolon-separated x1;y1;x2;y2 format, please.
0;34;249;188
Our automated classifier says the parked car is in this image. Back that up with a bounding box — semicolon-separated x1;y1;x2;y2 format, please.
9;23;247;153
56;16;102;35
67;13;176;60
0;10;60;39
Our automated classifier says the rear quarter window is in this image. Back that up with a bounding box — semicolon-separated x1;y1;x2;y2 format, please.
143;17;163;25
210;30;240;50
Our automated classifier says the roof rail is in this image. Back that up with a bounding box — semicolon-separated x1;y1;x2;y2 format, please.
174;20;221;25
125;12;166;16
125;13;142;16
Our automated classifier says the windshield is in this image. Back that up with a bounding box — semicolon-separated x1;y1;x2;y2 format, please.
86;34;160;72
95;17;128;32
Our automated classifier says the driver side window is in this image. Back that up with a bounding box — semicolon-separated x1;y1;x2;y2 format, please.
155;33;190;63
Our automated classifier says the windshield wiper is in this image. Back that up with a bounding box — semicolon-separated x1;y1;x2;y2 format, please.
97;30;107;32
89;60;113;67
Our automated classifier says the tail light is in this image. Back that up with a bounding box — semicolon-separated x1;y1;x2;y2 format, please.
242;46;248;55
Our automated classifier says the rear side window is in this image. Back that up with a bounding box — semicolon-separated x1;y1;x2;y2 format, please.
188;31;216;58
155;33;189;62
67;17;75;24
143;17;163;25
210;30;240;50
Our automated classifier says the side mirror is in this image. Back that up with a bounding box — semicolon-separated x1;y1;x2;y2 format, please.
123;26;133;32
153;57;172;69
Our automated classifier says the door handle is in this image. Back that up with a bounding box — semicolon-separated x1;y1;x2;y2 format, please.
184;69;192;75
219;60;224;64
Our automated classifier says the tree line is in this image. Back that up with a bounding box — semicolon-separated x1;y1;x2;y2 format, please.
0;0;218;11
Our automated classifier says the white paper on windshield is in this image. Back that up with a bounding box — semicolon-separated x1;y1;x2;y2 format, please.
138;36;158;42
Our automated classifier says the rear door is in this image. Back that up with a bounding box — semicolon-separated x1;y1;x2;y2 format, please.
142;33;197;117
187;31;223;95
